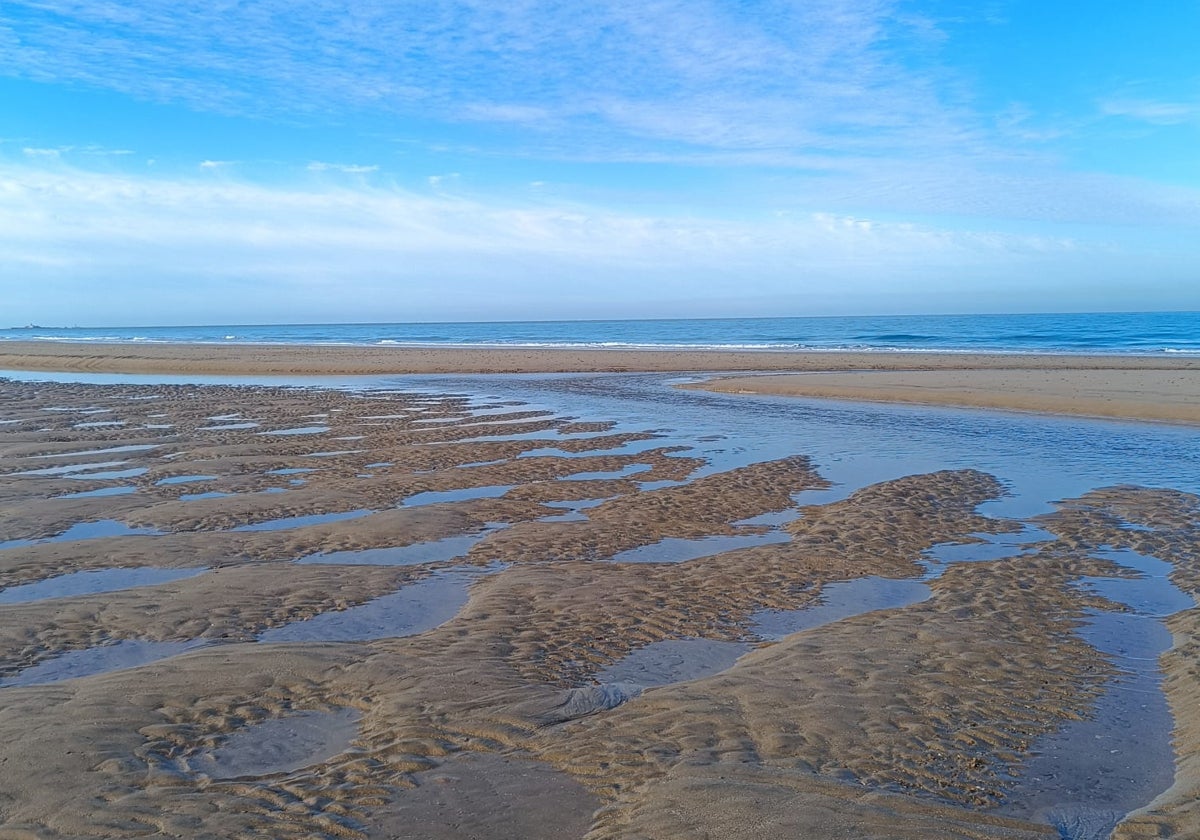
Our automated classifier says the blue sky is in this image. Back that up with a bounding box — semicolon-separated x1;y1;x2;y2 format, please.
1;0;1198;325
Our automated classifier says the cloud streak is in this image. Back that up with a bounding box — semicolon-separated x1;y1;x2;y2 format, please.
0;0;981;161
1100;98;1197;126
6;159;1190;325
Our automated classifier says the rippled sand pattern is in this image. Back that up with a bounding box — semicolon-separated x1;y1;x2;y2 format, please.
0;378;1196;839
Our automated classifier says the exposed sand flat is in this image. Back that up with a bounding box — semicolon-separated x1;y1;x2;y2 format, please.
1;339;1199;377
690;368;1200;424
0;377;1197;839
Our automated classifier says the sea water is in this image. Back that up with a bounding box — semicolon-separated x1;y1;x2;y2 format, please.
3;311;1199;355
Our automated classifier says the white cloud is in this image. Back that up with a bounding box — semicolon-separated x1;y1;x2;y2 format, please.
307;161;379;174
199;159;233;169
80;145;135;156
0;160;1128;291
427;172;461;188
1100;98;1196;126
22;146;66;157
7;158;1200;326
0;0;985;161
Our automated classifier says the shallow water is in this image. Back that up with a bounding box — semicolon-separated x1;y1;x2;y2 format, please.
231;509;373;532
0;639;209;687
1080;548;1195;616
0;566;207;604
413;412;554;426
998;547;1195;834
388;374;1200;522
538;497;613;523
180;491;233;501
400;485;514;507
258;425;329;436
258;567;498;642
732;508;801;527
64;467;148;480
12;460;128;477
156;474;217;485
451;428;611;445
519;437;669;460
609;531;792;564
295;528;502;566
751;577;933;640
921;524;1057;569
31;444;159;458
561;463;652;481
596;638;752;688
189;707;361;779
55;485;138;499
636;478;691;492
0;519;163;551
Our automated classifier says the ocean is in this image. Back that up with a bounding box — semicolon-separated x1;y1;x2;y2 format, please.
2;311;1198;356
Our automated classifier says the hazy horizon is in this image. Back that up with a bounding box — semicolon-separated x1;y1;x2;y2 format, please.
7;308;1200;332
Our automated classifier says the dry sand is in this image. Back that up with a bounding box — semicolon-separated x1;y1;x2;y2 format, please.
690;368;1200;425
0;376;1197;839
0;339;1195;377
3;339;1198;425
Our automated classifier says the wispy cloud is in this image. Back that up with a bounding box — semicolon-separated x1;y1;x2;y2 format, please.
1;160;1115;319
307;161;379;174
1100;98;1196;126
22;146;67;157
0;1;984;162
9;154;1200;326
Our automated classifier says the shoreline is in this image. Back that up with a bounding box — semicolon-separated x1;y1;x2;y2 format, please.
2;339;1199;374
2;341;1199;425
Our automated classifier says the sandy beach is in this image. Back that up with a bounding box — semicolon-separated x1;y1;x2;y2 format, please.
689;368;1200;424
0;359;1198;839
3;339;1200;425
12;0;1200;834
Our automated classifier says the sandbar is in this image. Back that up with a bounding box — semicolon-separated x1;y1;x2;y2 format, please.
2;340;1198;425
689;368;1200;424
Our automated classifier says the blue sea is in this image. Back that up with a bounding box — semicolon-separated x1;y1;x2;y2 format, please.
3;311;1198;356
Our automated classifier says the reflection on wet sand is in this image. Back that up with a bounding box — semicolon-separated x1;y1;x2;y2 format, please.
0;374;1198;840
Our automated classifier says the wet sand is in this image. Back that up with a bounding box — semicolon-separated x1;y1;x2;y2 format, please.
0;376;1198;838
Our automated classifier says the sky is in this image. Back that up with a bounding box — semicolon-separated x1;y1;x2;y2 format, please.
1;0;1199;325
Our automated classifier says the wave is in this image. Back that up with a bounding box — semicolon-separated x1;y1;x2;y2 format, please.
0;333;1184;356
2;313;1196;357
855;333;937;343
